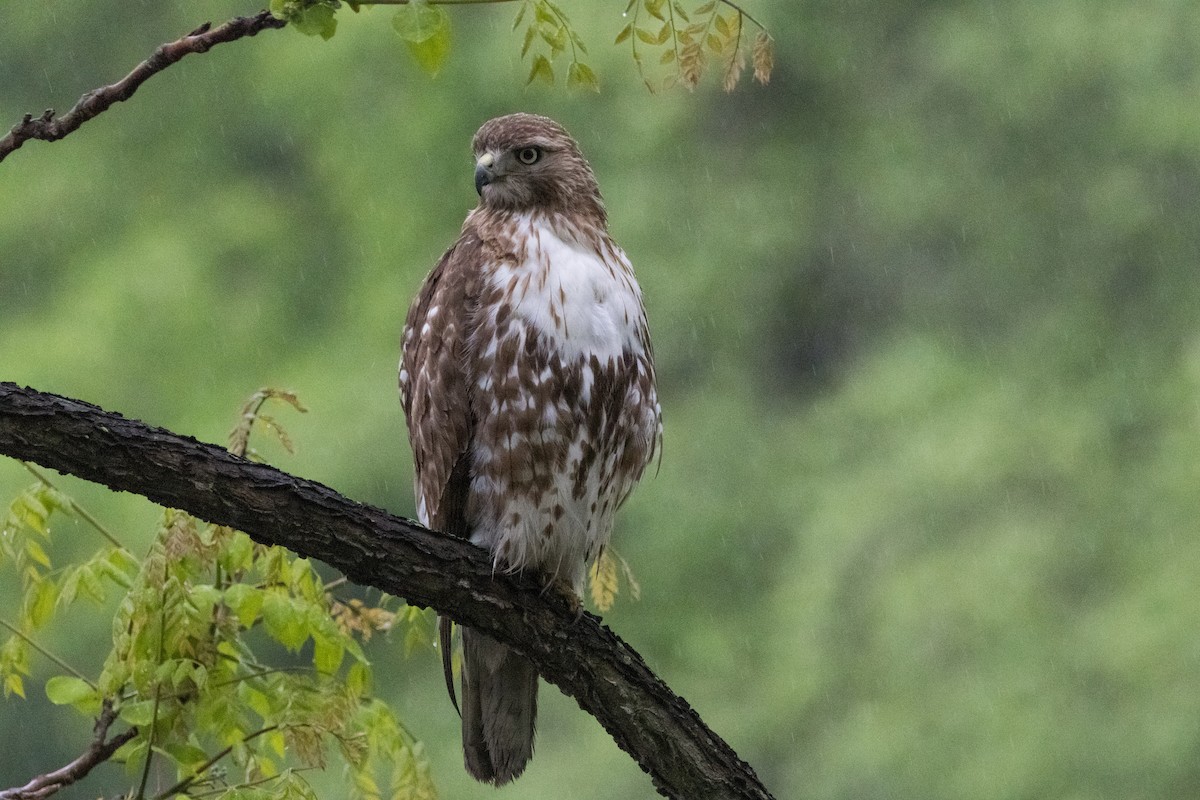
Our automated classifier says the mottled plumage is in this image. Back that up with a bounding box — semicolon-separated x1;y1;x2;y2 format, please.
398;113;661;785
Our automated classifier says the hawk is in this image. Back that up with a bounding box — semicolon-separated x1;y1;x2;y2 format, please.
398;113;662;785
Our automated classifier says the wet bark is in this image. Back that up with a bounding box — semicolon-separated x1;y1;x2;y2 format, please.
0;382;773;800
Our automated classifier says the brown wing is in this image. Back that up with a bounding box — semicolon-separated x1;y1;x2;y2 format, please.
400;230;485;714
400;232;484;540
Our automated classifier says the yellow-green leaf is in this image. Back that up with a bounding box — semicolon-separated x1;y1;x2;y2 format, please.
393;2;452;76
26;577;57;628
45;674;95;706
614;23;633;45
313;633;345;674
23;538;50;569
224;582;263;628
262;591;308;651
292;4;338;40
567;61;600;92
634;27;659;45
527;53;554;85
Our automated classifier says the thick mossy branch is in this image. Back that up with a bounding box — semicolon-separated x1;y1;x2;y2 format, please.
0;382;773;800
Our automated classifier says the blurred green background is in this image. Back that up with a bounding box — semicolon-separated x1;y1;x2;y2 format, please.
5;0;1200;797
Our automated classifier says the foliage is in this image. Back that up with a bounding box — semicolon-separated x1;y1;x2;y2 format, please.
0;396;437;800
616;0;773;91
267;0;772;89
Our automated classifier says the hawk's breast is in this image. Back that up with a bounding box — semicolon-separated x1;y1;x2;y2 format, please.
467;214;659;587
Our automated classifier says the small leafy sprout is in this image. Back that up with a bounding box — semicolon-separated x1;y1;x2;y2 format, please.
271;0;341;41
517;146;542;165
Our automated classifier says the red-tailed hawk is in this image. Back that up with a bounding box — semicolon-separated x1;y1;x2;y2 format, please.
398;113;662;785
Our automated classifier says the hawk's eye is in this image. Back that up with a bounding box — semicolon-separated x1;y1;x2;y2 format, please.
516;147;541;165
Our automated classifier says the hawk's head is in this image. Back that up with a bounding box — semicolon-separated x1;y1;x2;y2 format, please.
471;113;606;224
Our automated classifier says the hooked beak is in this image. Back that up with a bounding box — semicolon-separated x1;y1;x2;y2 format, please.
474;151;497;195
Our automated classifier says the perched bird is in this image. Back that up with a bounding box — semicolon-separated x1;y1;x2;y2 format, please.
398;113;662;785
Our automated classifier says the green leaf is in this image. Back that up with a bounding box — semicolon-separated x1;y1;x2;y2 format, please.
634;27;659;44
225;582;264;628
26;577;57;628
714;12;731;37
614;23;633;45
4;673;24;699
346;661;370;696
103;548;138;588
392;3;452;76
534;2;557;27
221;531;254;573
526;53;555;85
262;591;308;651
160;741;210;770
118;698;158;726
567;61;600;92
189;583;221;614
521;23;538;57
112;736;148;775
239;683;273;719
292;4;338;40
23;538;50;569
45;675;96;706
313;633;345;674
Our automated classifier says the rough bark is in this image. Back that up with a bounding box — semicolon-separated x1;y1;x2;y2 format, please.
0;382;773;800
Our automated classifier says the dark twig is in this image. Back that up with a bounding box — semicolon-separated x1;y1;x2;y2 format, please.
0;700;137;800
0;10;286;163
151;725;280;800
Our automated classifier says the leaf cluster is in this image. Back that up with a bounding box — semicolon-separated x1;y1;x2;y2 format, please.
268;0;770;91
511;0;599;91
586;547;641;614
1;395;438;800
616;0;773;92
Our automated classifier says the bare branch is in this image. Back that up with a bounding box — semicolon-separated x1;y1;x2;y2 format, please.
0;700;137;800
0;11;286;164
0;382;774;800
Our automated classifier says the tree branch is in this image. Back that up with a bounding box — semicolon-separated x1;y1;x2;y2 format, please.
0;700;137;800
0;11;286;164
0;382;773;800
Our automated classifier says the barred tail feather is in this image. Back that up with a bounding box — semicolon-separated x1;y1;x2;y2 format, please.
461;626;539;785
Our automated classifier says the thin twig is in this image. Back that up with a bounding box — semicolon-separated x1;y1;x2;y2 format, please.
0;700;137;800
0;11;286;163
21;463;126;550
715;0;766;31
151;725;280;800
0;617;94;688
